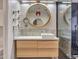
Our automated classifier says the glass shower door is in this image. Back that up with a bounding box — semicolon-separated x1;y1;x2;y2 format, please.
58;2;72;58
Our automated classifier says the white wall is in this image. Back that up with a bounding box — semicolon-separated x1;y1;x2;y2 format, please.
0;0;3;50
0;0;3;9
0;26;3;48
0;10;3;26
4;0;20;59
0;0;3;26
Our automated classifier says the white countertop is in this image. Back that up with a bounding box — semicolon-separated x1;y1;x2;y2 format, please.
14;36;59;40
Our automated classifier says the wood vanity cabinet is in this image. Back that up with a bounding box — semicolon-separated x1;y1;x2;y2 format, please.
15;40;59;58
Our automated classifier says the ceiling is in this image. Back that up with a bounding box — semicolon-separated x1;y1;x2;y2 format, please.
18;0;58;4
18;0;58;1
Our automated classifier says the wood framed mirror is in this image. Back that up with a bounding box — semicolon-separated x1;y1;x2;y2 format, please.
26;3;51;27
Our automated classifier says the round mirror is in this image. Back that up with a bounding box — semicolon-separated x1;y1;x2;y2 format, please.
33;18;43;26
64;5;71;25
26;3;51;27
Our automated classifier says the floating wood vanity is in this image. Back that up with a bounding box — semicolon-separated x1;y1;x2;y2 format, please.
15;38;59;59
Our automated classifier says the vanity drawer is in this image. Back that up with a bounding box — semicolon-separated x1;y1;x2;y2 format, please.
38;48;59;57
16;48;37;57
15;40;59;57
16;48;59;57
38;41;59;48
16;41;37;48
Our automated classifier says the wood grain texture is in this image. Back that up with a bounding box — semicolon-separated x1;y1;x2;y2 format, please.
38;41;59;48
38;48;59;57
16;48;37;57
16;41;37;48
16;40;59;57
